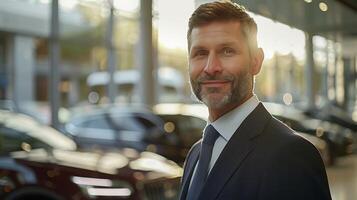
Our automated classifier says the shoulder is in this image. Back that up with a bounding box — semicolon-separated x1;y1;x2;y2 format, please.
262;117;327;177
182;140;201;170
187;140;201;157
260;116;323;162
258;118;331;199
180;140;201;186
266;116;312;144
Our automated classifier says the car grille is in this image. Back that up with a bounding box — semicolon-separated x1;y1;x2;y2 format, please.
141;177;180;200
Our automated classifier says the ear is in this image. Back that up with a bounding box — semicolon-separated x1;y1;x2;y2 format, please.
250;48;264;75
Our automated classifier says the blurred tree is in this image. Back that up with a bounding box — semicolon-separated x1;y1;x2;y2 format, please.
61;22;105;62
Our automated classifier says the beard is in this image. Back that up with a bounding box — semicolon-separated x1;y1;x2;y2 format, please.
190;70;252;109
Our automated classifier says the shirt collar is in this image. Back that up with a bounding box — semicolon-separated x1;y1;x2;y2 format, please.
205;95;260;142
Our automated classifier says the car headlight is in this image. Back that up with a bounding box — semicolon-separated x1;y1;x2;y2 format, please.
87;187;132;197
316;127;324;137
0;176;15;196
71;176;133;198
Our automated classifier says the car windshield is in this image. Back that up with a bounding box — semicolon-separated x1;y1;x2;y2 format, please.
73;112;162;131
67;109;166;142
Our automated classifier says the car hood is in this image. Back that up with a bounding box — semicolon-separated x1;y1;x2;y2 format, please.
9;147;183;179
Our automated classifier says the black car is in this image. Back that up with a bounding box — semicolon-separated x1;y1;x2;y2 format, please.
264;102;354;165
304;104;357;133
65;103;334;166
153;104;208;165
0;109;181;200
154;103;330;166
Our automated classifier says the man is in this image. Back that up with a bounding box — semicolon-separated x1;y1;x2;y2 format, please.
179;1;332;200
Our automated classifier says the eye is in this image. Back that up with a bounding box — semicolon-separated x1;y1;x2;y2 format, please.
222;47;235;56
192;50;208;58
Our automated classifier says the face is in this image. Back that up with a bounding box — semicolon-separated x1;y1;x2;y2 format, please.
189;21;260;111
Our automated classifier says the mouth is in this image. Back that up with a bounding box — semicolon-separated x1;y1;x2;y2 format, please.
200;80;231;88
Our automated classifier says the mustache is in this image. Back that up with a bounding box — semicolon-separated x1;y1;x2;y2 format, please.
196;75;234;83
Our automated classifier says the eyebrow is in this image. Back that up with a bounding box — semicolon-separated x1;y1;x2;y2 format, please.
217;42;240;48
190;46;206;52
190;41;239;51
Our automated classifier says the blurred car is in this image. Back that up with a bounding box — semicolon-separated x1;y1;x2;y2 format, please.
153;104;208;165
65;105;165;150
154;103;331;166
0;100;69;125
0;109;181;200
64;104;196;166
263;102;354;165
65;103;333;166
304;104;357;133
86;67;185;104
0;100;15;111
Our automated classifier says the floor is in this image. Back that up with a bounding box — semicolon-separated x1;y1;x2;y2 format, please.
327;154;357;200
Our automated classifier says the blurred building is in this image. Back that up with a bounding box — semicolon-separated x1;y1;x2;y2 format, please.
0;0;92;107
0;0;356;122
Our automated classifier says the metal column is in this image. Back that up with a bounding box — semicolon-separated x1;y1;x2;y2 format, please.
138;0;155;107
106;0;117;103
5;36;13;103
305;32;316;110
49;0;60;129
13;36;35;105
7;35;35;108
321;41;329;101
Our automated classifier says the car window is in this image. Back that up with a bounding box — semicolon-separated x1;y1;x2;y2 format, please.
179;115;205;145
184;116;206;134
134;116;158;129
106;113;145;131
74;113;147;131
76;115;109;129
70;111;168;144
159;115;205;147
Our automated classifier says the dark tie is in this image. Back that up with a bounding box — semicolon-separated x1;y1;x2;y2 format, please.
186;125;220;200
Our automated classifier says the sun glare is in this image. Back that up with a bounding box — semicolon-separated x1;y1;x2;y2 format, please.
156;2;305;60
156;0;194;50
252;13;305;60
113;0;139;12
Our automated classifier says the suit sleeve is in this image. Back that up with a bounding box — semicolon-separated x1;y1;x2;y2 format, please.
259;135;332;200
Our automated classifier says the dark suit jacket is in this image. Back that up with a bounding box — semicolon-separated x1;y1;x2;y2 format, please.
179;103;331;200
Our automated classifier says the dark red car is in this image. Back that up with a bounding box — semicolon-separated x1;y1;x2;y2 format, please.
0;109;182;200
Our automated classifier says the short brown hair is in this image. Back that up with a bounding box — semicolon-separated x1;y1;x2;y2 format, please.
187;0;258;54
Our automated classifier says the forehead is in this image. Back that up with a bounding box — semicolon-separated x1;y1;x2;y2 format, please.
190;21;245;48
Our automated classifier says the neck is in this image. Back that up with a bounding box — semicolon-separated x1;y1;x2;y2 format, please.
208;93;253;122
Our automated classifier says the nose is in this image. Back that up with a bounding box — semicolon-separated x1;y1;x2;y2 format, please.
204;53;222;75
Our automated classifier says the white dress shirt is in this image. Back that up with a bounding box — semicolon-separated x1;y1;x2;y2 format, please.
190;95;260;187
207;95;260;172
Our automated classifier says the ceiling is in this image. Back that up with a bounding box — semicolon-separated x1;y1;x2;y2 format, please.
236;0;357;39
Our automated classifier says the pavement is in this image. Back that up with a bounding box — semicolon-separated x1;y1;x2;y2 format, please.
327;154;357;200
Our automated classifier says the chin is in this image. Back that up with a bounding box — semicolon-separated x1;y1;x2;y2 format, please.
202;94;230;109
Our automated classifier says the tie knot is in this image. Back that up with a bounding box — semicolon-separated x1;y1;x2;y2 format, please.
203;125;220;145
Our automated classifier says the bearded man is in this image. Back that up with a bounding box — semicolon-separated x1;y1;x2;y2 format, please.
179;1;332;200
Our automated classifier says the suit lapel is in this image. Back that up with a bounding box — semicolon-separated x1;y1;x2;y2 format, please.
199;103;272;200
179;142;201;200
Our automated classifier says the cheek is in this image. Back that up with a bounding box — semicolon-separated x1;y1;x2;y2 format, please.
223;58;251;74
189;63;202;78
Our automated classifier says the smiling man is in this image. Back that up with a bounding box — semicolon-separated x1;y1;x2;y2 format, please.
179;1;332;200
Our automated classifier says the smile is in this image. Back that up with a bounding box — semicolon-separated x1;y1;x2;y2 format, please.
200;80;231;87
